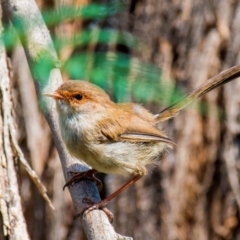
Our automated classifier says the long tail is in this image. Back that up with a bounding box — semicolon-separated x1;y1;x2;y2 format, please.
155;65;240;122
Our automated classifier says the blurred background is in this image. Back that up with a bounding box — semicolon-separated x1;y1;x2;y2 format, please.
1;0;240;239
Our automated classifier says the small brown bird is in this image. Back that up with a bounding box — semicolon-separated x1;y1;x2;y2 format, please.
44;66;240;219
45;80;175;218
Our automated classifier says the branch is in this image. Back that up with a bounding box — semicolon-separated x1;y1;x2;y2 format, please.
0;26;30;240
1;0;129;239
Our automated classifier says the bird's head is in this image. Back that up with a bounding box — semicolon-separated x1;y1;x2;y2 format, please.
44;80;113;116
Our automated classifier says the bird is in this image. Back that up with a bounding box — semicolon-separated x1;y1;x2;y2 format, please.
44;65;240;220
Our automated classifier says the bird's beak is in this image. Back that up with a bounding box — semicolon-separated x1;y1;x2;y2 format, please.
43;92;64;100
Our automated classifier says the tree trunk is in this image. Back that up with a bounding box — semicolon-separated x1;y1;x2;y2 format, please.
111;1;240;239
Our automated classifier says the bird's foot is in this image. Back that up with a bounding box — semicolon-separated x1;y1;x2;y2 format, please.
63;169;103;191
75;198;114;223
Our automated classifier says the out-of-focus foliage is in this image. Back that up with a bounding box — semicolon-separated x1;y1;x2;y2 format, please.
43;3;124;26
1;3;185;108
63;52;183;104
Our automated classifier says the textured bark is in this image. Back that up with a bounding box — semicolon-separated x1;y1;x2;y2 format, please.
0;13;30;239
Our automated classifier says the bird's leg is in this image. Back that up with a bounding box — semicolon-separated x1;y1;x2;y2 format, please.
63;169;102;191
78;174;143;222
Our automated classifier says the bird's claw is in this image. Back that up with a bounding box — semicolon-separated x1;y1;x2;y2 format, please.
63;169;103;191
75;198;114;223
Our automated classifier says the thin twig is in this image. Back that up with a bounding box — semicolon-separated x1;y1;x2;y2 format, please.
9;124;55;210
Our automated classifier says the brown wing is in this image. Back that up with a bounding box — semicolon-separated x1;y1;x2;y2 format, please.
120;132;175;144
97;114;175;145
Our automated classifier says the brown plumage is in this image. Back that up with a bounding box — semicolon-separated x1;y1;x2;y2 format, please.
48;80;173;176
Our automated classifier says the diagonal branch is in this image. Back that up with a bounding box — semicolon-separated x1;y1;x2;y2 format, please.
1;0;129;239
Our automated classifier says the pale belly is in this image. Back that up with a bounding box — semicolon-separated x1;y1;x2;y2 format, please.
59;113;168;176
66;140;167;176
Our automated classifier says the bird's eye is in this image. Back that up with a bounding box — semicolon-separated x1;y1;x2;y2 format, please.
74;94;83;101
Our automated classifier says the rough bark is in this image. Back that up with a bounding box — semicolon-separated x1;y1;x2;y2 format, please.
111;1;240;239
0;9;30;238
